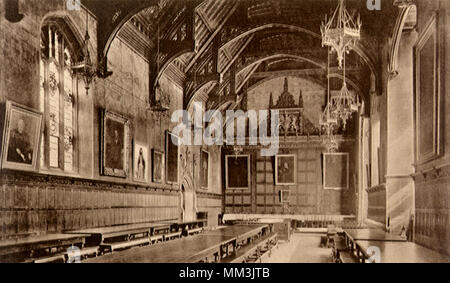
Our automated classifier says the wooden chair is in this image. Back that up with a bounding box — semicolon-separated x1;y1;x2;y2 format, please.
326;225;337;248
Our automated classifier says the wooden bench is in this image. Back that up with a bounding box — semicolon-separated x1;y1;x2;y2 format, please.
150;235;164;244
0;233;86;263
27;246;100;263
100;237;150;253
32;253;67;263
187;227;203;236
223;233;278;263
164;231;182;241
162;220;208;237
66;223;171;246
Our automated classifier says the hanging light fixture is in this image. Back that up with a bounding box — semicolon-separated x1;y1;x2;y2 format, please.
320;47;339;153
73;10;96;95
320;48;338;128
321;0;361;69
330;54;359;130
321;0;361;130
149;25;170;112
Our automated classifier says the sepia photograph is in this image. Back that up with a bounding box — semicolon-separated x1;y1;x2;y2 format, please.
0;0;449;270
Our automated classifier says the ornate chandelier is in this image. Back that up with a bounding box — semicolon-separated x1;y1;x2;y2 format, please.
321;0;361;69
320;47;339;153
330;81;359;130
321;0;361;130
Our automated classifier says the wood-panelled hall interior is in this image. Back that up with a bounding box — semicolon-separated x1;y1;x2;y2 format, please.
0;0;449;263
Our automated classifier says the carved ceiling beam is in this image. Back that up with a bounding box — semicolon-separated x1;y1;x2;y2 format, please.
220;23;320;50
236;63;261;94
184;36;221;105
82;0;161;78
149;0;203;102
220;34;254;75
237;52;326;77
185;0;240;72
251;67;364;79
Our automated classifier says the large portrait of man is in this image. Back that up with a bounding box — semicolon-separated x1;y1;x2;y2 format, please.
225;155;250;190
1;101;43;172
200;150;209;189
101;110;129;178
275;154;296;185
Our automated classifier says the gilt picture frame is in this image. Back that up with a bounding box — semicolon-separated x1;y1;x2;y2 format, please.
166;131;179;185
225;155;250;190
200;150;210;189
133;141;149;183
152;149;164;183
414;12;445;164
275;154;297;186
0;100;43;172
100;109;129;178
323;153;349;190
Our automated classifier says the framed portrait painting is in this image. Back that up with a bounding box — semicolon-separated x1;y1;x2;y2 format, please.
0;100;43;172
200;150;209;189
280;190;290;203
275;154;296;185
323;153;349;190
225;155;250;190
414;12;445;164
100;110;129;178
133;142;148;183
152;149;164;183
166;131;179;185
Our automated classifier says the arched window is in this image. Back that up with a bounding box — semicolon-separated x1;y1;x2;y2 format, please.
40;19;81;172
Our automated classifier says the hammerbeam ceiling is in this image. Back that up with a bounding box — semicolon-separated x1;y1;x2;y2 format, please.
80;0;402;109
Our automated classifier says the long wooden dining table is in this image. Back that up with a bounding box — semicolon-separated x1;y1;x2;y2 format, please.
84;224;268;263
